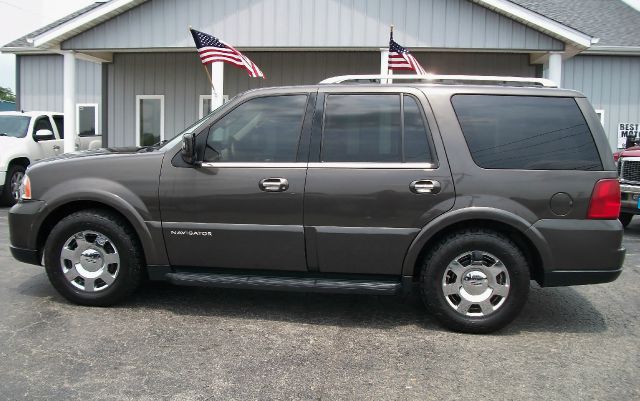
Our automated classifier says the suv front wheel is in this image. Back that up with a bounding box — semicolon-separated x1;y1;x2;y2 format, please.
420;228;530;334
44;209;143;306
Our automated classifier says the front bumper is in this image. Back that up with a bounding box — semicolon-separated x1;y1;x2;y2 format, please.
10;246;41;265
529;219;625;287
620;183;640;214
8;200;46;266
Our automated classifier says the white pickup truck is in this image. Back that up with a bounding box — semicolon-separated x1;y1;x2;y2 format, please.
0;111;102;205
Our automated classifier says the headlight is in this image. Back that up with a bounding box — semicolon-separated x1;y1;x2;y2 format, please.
19;174;31;200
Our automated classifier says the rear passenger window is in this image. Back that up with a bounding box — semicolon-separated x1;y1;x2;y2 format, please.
451;95;602;170
322;94;433;163
403;95;433;162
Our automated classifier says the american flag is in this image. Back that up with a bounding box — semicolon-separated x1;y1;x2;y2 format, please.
388;37;427;75
190;28;264;78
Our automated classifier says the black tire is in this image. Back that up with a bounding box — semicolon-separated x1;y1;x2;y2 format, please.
44;209;144;306
0;164;26;206
619;212;633;228
420;228;530;334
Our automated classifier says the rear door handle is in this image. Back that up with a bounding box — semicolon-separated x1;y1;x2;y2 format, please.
259;178;289;192
410;180;441;194
53;145;60;150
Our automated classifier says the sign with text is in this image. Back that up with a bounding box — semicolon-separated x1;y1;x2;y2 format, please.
618;123;640;148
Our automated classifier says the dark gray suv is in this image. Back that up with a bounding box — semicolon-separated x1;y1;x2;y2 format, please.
8;75;625;333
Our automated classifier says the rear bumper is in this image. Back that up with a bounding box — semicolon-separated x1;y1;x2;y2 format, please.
529;219;625;287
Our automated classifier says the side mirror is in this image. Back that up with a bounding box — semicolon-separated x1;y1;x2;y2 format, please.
34;129;55;141
181;133;197;165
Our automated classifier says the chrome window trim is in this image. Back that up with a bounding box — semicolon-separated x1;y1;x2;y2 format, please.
200;162;305;169
200;162;437;169
308;162;436;169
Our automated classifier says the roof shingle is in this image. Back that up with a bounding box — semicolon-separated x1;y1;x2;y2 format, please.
509;0;640;46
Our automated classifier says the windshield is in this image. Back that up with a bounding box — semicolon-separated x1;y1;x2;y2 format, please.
158;98;237;150
0;115;31;138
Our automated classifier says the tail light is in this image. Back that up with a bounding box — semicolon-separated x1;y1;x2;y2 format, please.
587;179;620;219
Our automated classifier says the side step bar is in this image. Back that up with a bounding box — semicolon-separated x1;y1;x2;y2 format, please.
165;271;402;295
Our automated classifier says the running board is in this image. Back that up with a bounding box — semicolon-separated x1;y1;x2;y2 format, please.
165;271;402;295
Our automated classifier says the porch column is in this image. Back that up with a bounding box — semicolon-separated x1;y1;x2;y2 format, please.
380;47;392;84
63;51;76;153
211;62;224;111
547;52;563;87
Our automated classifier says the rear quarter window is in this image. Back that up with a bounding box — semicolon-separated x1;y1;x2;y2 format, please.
451;95;603;170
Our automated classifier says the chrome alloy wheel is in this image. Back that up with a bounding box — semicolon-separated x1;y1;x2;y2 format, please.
60;231;120;292
10;170;24;201
441;251;510;317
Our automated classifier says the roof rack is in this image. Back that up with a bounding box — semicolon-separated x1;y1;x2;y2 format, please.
319;74;557;88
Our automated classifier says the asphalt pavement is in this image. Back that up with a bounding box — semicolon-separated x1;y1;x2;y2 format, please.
0;207;638;400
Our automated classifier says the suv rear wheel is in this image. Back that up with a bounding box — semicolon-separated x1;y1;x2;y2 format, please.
44;209;143;306
0;164;26;206
420;228;530;334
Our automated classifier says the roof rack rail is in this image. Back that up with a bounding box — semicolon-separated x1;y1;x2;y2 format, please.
319;74;557;88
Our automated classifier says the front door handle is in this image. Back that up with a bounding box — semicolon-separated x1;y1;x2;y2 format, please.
53;145;60;151
410;180;441;194
259;178;289;192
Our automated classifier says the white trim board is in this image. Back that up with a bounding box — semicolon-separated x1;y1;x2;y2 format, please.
135;95;165;147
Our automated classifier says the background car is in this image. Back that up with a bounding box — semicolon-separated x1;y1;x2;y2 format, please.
0;111;64;206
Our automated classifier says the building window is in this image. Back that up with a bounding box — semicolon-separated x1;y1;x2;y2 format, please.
76;104;98;137
199;95;212;119
595;109;605;126
199;94;230;118
135;95;164;146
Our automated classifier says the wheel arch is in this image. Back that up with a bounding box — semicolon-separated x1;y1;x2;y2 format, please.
8;157;31;169
402;208;550;285
35;198;163;266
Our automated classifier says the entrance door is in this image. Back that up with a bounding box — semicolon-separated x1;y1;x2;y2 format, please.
304;90;455;275
160;92;314;271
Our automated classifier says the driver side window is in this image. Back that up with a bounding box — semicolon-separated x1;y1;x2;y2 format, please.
204;95;308;163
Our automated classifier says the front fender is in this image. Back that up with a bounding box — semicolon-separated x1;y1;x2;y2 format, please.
401;206;552;276
1;152;31;171
35;178;167;266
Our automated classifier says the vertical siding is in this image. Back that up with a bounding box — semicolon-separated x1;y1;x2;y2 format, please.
107;52;212;147
563;55;640;150
62;0;563;51
19;55;64;111
107;50;534;146
18;55;101;113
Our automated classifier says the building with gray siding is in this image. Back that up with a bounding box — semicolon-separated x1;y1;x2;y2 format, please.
2;0;639;150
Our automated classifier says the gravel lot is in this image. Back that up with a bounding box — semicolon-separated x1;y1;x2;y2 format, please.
0;207;638;400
